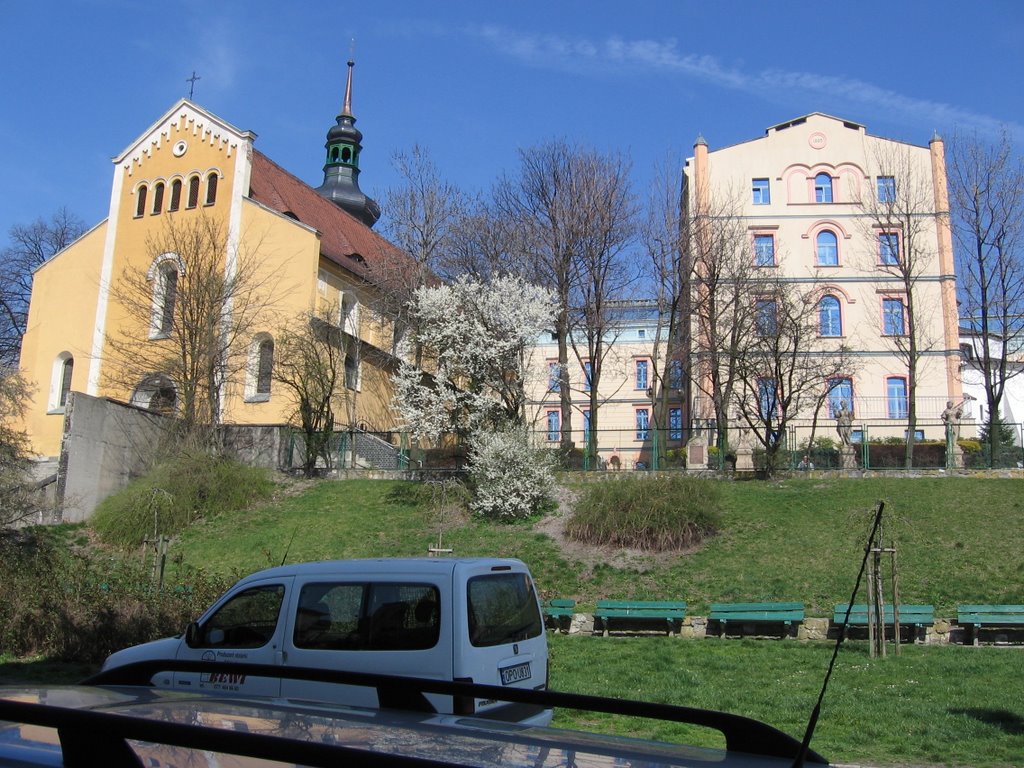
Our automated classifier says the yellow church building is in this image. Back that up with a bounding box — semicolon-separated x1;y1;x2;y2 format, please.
18;62;415;518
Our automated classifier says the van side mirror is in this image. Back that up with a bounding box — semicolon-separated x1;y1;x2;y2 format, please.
185;622;200;647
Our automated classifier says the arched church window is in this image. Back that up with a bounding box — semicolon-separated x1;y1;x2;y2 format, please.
205;173;218;205
156;263;178;336
152;182;165;214
245;334;274;401
169;179;182;211
256;337;273;395
136;185;148;217
49;352;74;411
187;176;200;208
131;374;177;415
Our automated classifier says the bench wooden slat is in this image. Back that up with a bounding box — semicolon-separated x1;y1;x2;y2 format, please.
957;605;1024;626
833;603;934;626
593;600;686;635
710;602;804;622
543;599;576;620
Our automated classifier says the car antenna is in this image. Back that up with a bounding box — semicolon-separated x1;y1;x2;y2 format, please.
280;525;299;566
792;500;885;768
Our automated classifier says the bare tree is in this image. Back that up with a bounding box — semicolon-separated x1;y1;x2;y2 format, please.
732;279;857;474
496;140;634;454
686;185;753;454
271;306;353;476
565;149;637;463
375;145;469;365
104;214;283;445
0;208;86;366
642;154;690;447
949;129;1024;464
0;366;43;527
857;145;942;467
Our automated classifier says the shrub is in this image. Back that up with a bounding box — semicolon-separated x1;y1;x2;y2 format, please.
0;527;229;662
466;427;555;520
566;475;723;551
92;450;274;547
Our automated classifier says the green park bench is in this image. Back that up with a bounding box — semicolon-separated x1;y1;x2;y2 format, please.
708;602;805;638
542;599;577;631
833;603;934;643
957;604;1024;645
594;600;687;636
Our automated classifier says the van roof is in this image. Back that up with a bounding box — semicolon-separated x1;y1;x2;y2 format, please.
239;557;530;583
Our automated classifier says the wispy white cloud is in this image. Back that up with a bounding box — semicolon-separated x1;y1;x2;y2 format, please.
460;25;1021;139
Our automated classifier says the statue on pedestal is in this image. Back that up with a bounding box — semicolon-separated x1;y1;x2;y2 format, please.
835;400;858;469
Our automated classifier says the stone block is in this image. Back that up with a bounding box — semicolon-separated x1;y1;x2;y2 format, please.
798;618;830;641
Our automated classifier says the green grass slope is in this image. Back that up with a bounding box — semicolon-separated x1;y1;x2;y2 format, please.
172;476;1024;617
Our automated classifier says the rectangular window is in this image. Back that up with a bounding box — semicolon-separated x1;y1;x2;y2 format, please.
638;328;647;339
827;377;853;418
583;409;591;441
877;176;896;203
295;582;440;651
582;360;593;391
669;359;684;389
887;377;908;419
882;298;906;335
752;178;770;205
754;234;775;266
755;298;778;336
467;573;542;648
547;361;561;392
669;407;682;440
635;408;650;441
546;410;560;442
635;359;649;390
879;233;900;265
758;379;778;419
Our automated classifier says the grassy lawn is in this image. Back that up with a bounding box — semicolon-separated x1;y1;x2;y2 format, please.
171;476;1024;617
549;636;1024;768
5;474;1023;767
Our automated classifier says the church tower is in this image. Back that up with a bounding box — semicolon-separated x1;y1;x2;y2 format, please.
315;59;381;227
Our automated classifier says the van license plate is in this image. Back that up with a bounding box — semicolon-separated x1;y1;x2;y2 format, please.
499;662;531;685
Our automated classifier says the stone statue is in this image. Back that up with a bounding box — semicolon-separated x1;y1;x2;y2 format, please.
835;400;853;447
941;399;963;444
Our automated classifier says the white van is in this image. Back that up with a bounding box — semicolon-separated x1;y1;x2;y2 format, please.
102;558;550;724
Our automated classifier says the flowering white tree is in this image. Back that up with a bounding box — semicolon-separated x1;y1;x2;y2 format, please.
394;274;557;519
393;274;556;441
467;426;555;519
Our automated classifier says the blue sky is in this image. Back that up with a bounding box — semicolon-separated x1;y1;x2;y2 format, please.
3;0;1022;242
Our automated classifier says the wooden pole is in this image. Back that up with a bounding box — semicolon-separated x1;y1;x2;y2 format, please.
867;552;876;658
891;544;901;655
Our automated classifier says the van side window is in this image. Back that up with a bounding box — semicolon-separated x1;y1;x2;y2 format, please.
466;573;542;647
295;582;439;651
199;585;285;649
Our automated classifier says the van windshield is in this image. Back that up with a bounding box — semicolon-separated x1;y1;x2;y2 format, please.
467;573;542;647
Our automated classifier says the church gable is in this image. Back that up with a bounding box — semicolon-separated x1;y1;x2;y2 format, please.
114;99;255;179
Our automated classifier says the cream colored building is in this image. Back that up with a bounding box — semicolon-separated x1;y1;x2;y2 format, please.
685;113;963;446
18;64;411;472
526;113;965;467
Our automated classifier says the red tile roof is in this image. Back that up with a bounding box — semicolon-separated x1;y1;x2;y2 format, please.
248;150;410;281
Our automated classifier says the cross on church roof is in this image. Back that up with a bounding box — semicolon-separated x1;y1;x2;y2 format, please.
186;71;201;100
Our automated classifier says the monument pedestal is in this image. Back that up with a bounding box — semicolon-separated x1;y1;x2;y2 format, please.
686;435;707;469
839;445;858;470
735;446;754;472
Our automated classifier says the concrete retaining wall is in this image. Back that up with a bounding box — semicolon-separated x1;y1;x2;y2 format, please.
56;393;168;523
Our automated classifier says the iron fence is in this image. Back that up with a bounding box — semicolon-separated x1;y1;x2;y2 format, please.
531;422;1024;472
